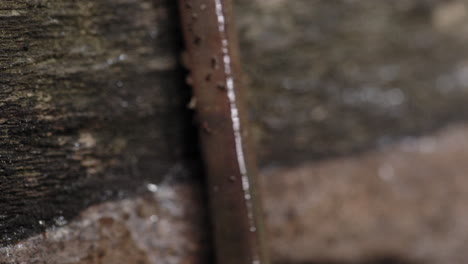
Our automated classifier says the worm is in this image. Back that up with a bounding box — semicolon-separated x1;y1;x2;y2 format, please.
177;0;269;264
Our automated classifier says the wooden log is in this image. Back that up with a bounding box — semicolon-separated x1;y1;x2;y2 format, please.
0;0;197;245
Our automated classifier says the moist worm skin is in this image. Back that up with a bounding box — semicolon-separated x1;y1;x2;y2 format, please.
178;0;269;264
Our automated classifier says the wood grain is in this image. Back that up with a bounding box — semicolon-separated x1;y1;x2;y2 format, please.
0;0;197;245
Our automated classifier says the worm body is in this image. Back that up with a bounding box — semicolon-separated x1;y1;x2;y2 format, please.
178;1;269;263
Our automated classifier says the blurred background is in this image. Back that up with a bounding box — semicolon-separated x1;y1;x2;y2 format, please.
237;1;468;263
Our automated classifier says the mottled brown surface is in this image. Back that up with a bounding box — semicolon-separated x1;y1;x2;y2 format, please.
0;182;209;264
264;123;468;264
237;0;468;166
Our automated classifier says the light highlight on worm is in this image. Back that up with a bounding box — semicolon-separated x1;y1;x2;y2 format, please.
214;0;259;257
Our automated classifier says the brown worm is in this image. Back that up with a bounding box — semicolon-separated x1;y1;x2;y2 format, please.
177;0;269;264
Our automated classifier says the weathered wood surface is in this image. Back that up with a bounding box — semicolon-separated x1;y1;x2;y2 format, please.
237;0;468;166
0;0;197;245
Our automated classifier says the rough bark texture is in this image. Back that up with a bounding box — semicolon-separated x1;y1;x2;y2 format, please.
236;0;468;166
0;0;197;245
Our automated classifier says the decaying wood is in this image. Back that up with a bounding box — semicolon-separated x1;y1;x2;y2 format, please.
0;0;196;245
178;0;269;263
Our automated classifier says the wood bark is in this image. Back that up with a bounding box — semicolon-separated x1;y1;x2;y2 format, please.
0;0;196;245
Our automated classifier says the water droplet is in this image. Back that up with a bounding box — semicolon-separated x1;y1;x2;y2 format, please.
147;183;158;193
38;220;45;226
187;97;197;109
54;216;67;227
